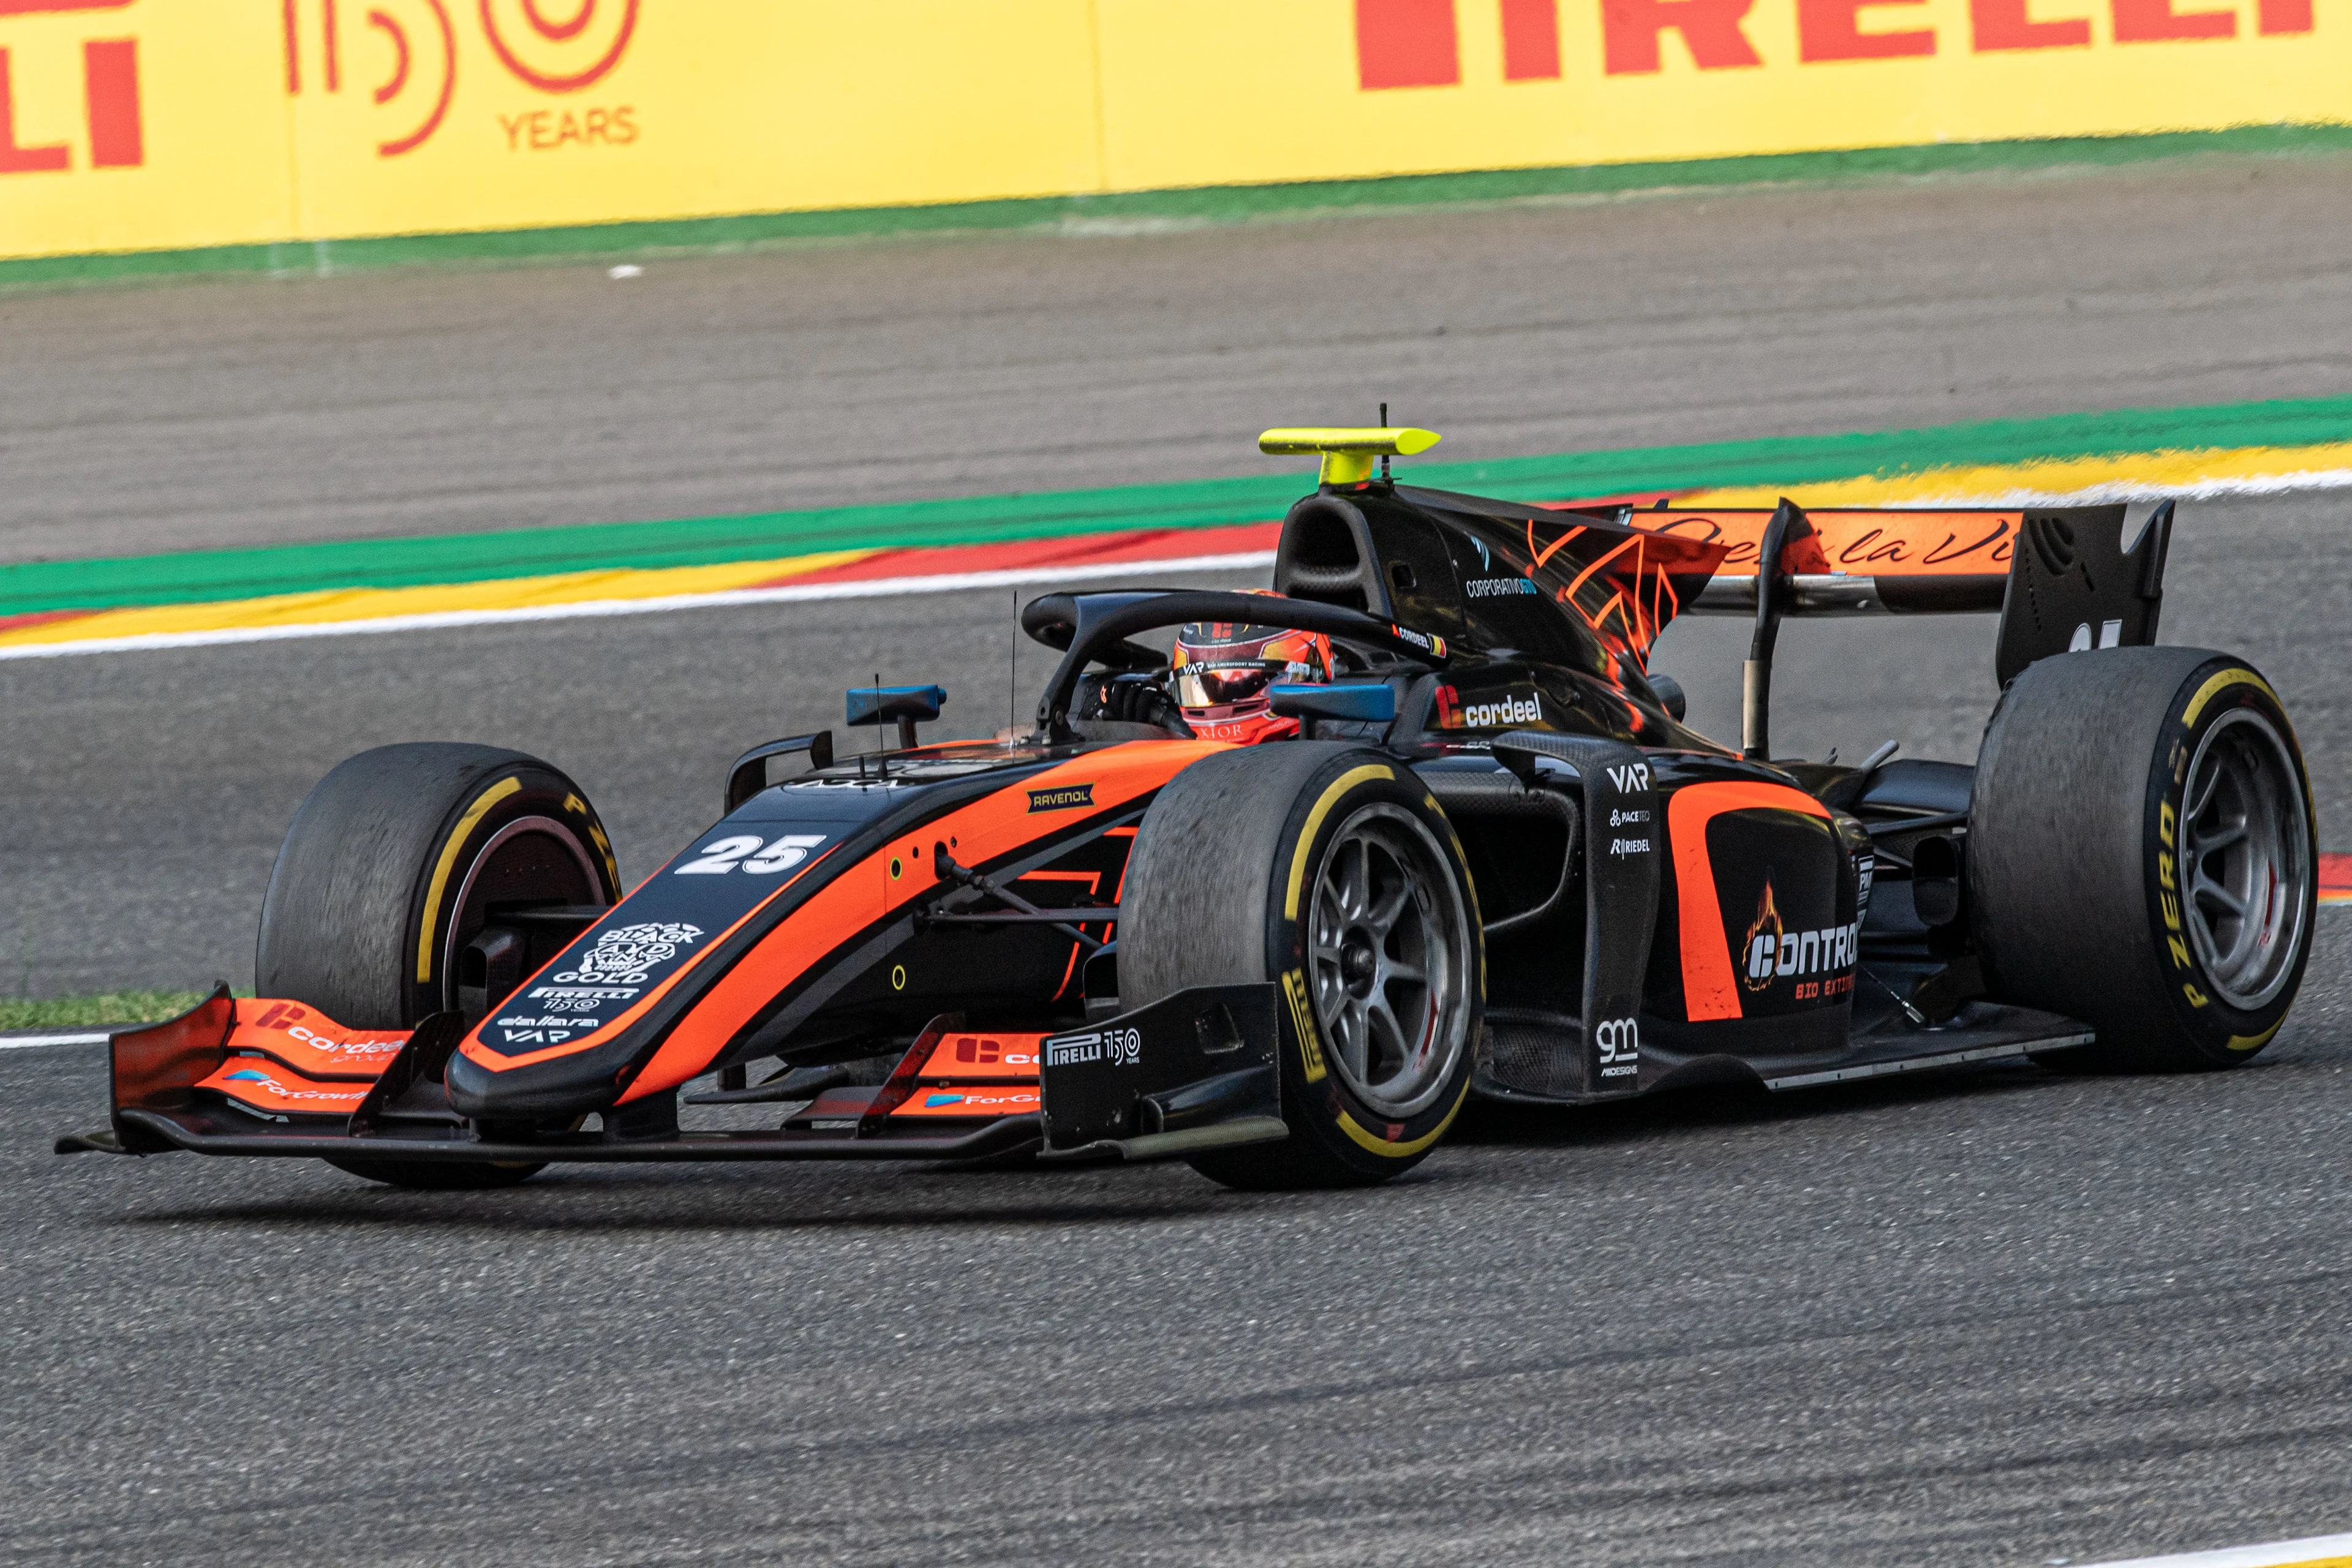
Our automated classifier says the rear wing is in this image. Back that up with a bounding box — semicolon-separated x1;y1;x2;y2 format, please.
1592;498;2176;755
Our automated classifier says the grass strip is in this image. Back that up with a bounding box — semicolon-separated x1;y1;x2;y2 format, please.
0;990;218;1032
2;393;2348;619
5;122;2350;291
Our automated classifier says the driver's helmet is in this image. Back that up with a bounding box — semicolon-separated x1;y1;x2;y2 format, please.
1170;597;1333;745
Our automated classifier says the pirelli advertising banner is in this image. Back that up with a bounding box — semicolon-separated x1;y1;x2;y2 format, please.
0;0;2343;262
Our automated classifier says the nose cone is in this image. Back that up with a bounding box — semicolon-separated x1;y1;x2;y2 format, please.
443;1032;635;1121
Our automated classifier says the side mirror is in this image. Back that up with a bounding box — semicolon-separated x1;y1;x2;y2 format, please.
1269;683;1396;724
848;684;946;750
725;731;835;812
1648;674;1687;722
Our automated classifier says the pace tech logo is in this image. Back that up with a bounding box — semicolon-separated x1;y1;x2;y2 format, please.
1434;685;1542;729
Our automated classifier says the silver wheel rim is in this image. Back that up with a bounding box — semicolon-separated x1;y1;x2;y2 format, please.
1307;804;1473;1118
2179;708;2309;1011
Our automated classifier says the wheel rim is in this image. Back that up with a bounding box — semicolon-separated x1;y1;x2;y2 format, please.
442;815;608;1010
1306;804;1473;1118
2179;709;2309;1011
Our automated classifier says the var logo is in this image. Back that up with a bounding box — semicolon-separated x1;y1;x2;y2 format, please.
1606;762;1651;793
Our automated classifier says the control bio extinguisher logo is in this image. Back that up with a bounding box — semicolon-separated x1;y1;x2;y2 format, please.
279;0;639;158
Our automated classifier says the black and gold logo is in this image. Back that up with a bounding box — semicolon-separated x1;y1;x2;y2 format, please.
1027;783;1095;813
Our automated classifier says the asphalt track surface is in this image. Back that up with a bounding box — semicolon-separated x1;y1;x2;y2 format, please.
5;151;2352;562
5;163;2352;1564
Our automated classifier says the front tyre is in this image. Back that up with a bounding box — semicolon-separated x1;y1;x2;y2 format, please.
257;742;620;1189
1119;745;1482;1189
1970;648;2315;1071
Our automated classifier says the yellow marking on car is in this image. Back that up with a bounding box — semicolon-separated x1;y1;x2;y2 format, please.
1281;967;1327;1084
1259;426;1442;486
2229;1020;2286;1052
415;776;522;983
1335;1077;1471;1158
1284;764;1395;921
2182;666;2280;726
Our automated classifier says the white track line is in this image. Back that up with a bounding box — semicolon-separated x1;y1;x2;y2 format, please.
0;1031;108;1050
1891;467;2352;509
0;549;1280;663
2083;1531;2352;1566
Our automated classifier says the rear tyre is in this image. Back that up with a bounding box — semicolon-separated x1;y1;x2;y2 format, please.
1970;649;2314;1072
257;742;620;1189
1119;744;1482;1189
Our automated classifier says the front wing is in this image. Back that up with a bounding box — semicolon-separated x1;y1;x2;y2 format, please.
56;983;1286;1166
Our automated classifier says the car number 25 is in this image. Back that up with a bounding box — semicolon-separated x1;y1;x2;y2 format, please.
674;833;828;875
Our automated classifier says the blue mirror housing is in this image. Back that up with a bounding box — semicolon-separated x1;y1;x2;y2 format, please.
1268;682;1395;723
846;685;946;727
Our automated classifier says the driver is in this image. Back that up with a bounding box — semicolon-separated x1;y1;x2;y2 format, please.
1168;612;1334;745
1072;594;1335;744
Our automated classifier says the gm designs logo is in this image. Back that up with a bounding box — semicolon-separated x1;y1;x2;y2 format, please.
280;0;640;159
1593;1016;1640;1078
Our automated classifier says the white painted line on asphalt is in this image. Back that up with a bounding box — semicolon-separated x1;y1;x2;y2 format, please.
0;549;1281;662
0;1031;108;1050
1904;466;2352;509
2082;1530;2352;1567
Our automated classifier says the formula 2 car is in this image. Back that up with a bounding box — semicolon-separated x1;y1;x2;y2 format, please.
59;426;2318;1189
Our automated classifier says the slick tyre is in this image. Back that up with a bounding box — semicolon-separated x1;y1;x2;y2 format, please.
1970;649;2315;1072
257;742;620;1189
1120;744;1482;1189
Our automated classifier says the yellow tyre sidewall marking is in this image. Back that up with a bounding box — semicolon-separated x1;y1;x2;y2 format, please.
415;775;524;984
2181;666;2278;727
1278;763;1397;1087
1337;1075;1473;1159
1278;762;1477;1160
1283;764;1396;921
2168;665;2306;1042
2228;1019;2285;1053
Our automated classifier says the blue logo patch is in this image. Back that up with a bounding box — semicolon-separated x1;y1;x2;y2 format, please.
924;1093;965;1107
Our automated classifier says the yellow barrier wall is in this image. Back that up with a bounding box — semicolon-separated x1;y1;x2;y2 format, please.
1;0;2345;261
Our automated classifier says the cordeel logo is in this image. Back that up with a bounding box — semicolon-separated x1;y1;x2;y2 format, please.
1440;688;1543;729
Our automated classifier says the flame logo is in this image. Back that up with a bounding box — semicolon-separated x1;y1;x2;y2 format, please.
1741;880;1783;992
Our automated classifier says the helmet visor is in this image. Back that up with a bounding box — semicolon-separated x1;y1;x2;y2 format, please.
1173;660;1281;710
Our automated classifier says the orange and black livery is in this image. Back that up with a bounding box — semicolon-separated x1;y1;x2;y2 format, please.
60;428;2318;1191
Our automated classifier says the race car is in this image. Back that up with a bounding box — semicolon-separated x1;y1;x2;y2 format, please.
58;426;2318;1191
